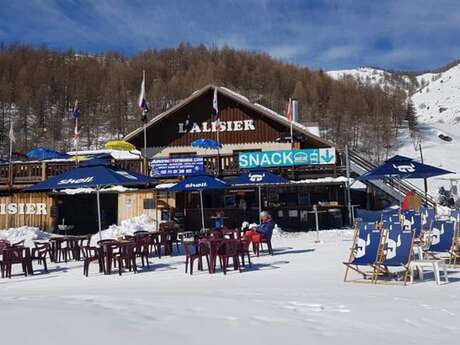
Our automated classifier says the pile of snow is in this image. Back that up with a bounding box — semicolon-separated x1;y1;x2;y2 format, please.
91;214;157;243
0;226;51;247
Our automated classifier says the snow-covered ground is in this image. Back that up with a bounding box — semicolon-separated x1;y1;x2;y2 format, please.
2;229;460;345
329;62;460;196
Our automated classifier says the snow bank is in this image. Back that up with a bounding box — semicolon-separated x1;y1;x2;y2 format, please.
0;226;51;247
91;214;157;244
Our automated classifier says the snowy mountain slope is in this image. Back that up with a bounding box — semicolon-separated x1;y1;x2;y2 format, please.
329;62;460;195
327;67;418;93
412;63;460;125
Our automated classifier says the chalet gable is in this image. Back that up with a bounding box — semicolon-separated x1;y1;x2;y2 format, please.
124;85;334;149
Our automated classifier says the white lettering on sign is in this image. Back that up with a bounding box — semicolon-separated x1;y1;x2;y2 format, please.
177;119;256;134
58;177;94;185
0;203;48;215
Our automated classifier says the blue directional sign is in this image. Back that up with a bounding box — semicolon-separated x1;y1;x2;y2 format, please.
239;148;336;169
150;156;204;177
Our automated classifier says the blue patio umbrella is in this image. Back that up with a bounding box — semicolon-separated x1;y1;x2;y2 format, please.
191;138;222;150
228;171;288;214
24;159;154;238
169;174;228;229
26;147;70;160
359;155;453;180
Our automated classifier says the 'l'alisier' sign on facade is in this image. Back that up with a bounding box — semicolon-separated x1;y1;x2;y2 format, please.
0;203;48;215
178;119;256;134
239;148;336;169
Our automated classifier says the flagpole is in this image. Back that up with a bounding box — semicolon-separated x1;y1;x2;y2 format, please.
8;132;13;189
75;117;79;166
8;121;14;189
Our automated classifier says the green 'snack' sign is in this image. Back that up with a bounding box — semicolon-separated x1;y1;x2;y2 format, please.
238;148;336;169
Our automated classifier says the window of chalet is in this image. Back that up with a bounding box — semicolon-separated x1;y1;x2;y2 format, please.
232;149;261;157
169;152;197;158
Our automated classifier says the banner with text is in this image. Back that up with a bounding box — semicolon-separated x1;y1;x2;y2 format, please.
239;148;336;169
150;156;205;177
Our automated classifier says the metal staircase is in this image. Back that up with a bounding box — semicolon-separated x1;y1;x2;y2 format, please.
348;150;436;207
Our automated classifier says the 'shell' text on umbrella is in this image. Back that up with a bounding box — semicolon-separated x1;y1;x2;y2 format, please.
24;160;154;239
168;174;228;230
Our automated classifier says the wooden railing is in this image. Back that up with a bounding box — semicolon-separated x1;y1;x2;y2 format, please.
0;154;339;189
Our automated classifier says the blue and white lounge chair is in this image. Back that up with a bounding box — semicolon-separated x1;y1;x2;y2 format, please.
344;224;383;283
451;210;460;222
420;207;435;231
425;220;457;264
376;229;415;285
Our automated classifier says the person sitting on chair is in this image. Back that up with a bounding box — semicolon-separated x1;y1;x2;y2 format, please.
214;209;225;229
244;211;274;243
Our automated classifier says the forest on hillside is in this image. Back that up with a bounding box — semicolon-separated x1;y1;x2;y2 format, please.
0;43;411;161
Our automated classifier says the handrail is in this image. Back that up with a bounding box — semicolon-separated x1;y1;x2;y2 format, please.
348;150;436;207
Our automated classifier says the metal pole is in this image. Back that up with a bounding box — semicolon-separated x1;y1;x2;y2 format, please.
96;186;102;241
419;143;428;205
199;190;205;230
314;204;320;243
258;186;262;215
345;145;353;225
8;134;13;189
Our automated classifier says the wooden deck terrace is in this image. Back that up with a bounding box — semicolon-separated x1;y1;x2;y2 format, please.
0;154;340;192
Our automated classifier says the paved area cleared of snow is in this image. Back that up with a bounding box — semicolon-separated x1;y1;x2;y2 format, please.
1;230;460;345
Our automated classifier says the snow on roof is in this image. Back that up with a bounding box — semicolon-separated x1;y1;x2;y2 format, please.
292;176;348;184
67;149;142;160
155;183;176;190
60;185;136;195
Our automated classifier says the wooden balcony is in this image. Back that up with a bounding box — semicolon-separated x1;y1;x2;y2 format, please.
0;154;340;191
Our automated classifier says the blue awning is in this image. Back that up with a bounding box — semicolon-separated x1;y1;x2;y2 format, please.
26;147;70;160
168;174;228;192
24;161;154;191
359;155;453;180
228;170;288;186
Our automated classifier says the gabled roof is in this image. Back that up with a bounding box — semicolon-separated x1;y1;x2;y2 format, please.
124;84;335;148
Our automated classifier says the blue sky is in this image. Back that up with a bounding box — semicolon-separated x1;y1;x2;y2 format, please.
1;0;460;71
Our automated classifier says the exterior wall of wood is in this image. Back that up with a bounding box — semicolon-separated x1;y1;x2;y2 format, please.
0;193;54;230
129;88;329;149
117;191;176;226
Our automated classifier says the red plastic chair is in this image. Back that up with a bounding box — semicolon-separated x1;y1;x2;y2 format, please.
31;242;50;273
217;240;241;274
2;247;28;278
115;242;137;276
238;239;252;268
82;246;104;277
184;241;210;275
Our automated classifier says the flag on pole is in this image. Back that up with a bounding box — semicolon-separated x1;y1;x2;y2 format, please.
212;87;223;131
72;100;80;119
8;121;15;143
138;70;149;123
286;98;292;122
71;100;80;145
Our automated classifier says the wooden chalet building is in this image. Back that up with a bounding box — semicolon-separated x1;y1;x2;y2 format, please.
0;85;361;234
124;85;349;231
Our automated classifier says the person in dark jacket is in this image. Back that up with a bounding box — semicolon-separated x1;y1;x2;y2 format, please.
244;211;274;242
